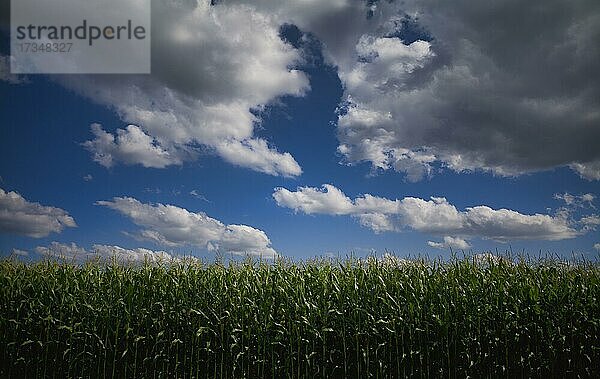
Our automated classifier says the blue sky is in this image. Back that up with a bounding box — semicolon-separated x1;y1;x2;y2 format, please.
1;0;599;261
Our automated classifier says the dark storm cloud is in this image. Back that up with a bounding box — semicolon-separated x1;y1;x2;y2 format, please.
332;0;600;180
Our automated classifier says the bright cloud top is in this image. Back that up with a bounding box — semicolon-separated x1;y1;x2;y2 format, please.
70;1;308;176
0;188;76;238
83;124;187;169
273;184;581;242
427;236;471;251
34;242;193;264
97;197;277;258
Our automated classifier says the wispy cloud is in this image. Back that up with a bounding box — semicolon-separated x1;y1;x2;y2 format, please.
190;190;210;203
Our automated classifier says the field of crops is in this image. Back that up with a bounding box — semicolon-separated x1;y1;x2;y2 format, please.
1;254;598;378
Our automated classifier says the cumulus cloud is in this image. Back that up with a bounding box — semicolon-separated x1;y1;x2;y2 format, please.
356;212;398;233
0;188;76;238
83;124;187;169
6;1;600;180
173;0;600;181
273;184;354;215
60;1;308;176
273;0;600;181
273;184;582;242
97;196;277;258
215;138;302;177
427;236;471;250
34;242;192;264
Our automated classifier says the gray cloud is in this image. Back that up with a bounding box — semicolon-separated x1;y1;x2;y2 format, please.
0;188;76;238
7;0;600;180
329;0;600;180
212;1;600;180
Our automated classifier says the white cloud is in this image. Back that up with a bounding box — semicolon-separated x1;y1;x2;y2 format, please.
273;184;354;215
426;241;444;249
35;242;87;261
594;243;600;251
357;213;397;233
553;192;598;232
11;248;29;257
427;236;471;250
0;188;76;238
273;184;581;241
34;242;192;264
64;1;308;176
83;124;186;169
83;174;93;182
92;245;187;263
97;196;277;258
554;192;595;208
581;215;600;230
215;138;302;177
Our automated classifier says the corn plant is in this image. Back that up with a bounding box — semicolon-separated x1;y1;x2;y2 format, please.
0;254;598;378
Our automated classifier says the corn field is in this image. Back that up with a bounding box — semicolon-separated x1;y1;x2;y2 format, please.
1;255;599;378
